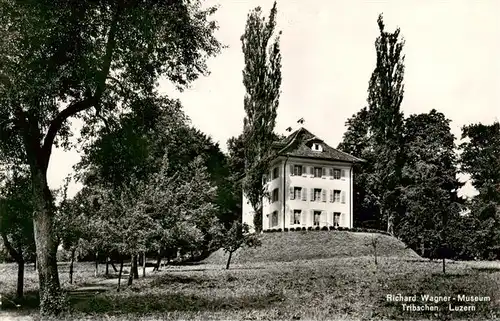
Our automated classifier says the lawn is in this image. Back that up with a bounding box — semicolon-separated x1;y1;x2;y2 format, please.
0;232;499;320
205;231;419;265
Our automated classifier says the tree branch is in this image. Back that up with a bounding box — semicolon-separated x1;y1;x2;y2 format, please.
1;231;23;263
41;4;122;167
41;97;96;168
13;106;43;170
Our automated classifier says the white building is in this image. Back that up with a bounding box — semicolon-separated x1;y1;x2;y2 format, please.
242;127;365;231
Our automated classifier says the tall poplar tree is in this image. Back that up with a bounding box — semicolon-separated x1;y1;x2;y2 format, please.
241;2;282;232
366;14;406;235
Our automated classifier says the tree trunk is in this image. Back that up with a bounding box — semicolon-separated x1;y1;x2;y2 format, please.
128;254;134;286
17;257;25;300
133;255;139;279
142;252;146;277
1;233;25;300
420;238;425;256
94;252;99;277
154;252;162;272
442;257;446;274
117;258;124;292
69;248;76;284
386;211;394;235
32;182;62;316
226;251;233;270
34;255;37;271
110;261;118;272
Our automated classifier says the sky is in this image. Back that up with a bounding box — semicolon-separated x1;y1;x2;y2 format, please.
48;0;500;199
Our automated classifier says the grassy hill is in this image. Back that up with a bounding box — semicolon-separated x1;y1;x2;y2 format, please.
204;230;419;265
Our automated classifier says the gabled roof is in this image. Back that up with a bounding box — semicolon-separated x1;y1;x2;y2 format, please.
274;127;365;163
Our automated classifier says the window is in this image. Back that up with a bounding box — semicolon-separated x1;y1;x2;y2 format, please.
294;187;302;200
314;211;321;226
293;209;301;225
293;165;303;176
333;168;341;179
333;190;341;203
312;143;322;151
313;188;322;202
314;167;322;178
272;188;279;203
333;212;341;227
272;211;278;227
272;167;279;180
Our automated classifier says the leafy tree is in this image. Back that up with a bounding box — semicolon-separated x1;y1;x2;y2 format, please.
241;2;282;232
459;122;500;259
338;108;380;229
0;168;35;300
210;221;261;269
223;134;246;227
0;1;221;314
365;14;406;235
399;110;463;271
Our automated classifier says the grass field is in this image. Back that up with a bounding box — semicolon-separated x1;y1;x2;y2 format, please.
1;231;499;320
205;231;419;264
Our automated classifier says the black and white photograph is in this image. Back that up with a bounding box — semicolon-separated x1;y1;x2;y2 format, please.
0;0;499;320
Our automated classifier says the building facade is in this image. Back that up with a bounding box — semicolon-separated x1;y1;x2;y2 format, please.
242;127;364;232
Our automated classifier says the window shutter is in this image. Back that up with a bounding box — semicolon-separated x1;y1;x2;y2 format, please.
322;189;326;202
341;169;346;178
341;191;346;204
310;188;314;201
289;164;294;176
310;210;314;226
302;188;307;201
289;186;294;200
329;168;333;179
309;166;314;175
330;190;334;203
322;167;326;176
290;210;294;224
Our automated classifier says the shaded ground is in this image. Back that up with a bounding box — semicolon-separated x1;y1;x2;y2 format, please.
1;257;499;320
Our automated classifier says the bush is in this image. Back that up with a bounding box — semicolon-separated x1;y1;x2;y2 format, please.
277;228;282;232
321;226;328;231
314;226;320;231
307;227;312;231
302;227;306;231
289;228;294;232
284;228;288;232
329;226;335;231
